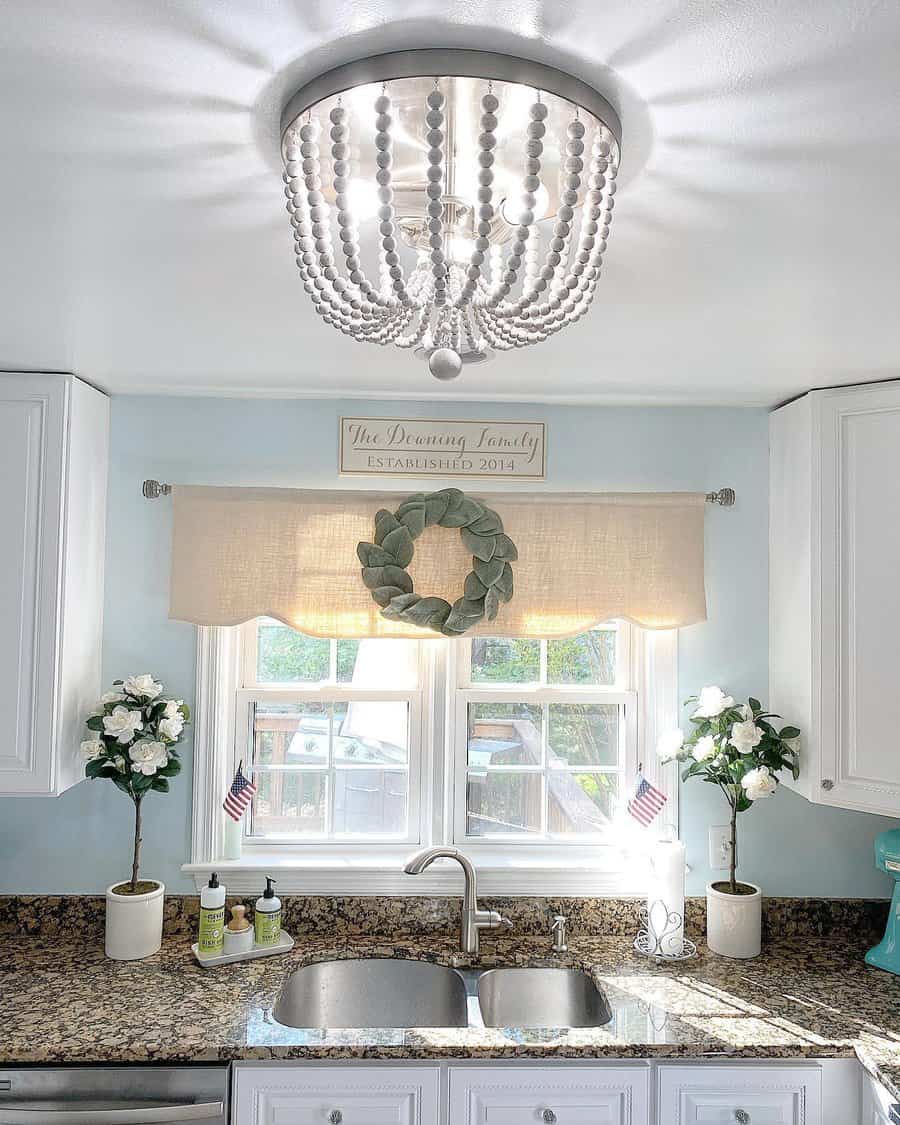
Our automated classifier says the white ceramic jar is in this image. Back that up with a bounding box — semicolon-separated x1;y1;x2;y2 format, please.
105;880;165;960
706;880;762;958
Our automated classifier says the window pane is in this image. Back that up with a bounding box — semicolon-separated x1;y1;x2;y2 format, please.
256;619;329;683
466;771;543;835
547;626;617;685
548;772;617;834
252;701;328;765
333;768;408;836
470;637;540;683
548;703;619;767
333;701;409;765
249;770;327;836
467;702;542;767
337;638;419;688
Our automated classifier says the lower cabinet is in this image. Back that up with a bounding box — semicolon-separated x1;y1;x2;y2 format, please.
232;1059;852;1125
449;1064;649;1124
657;1065;822;1125
231;1064;441;1125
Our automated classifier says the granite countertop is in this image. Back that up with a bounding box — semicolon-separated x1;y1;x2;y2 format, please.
3;929;899;1098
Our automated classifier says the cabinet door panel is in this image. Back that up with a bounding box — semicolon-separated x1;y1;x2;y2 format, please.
232;1065;440;1125
0;379;65;793
449;1066;649;1125
820;385;900;814
657;1065;821;1125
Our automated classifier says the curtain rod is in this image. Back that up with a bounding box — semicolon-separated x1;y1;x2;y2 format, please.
141;479;736;506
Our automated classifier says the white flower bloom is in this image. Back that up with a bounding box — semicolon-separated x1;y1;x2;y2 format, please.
730;719;764;751
692;735;717;762
102;706;144;745
80;739;104;761
692;685;736;719
159;714;184;741
656;729;684;762
739;702;753;721
113;755;127;774
124;674;163;700
741;765;777;801
100;690;125;706
129;740;169;776
162;699;184;720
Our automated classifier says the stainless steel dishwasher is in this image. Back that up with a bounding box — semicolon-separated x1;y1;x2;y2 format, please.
0;1067;228;1123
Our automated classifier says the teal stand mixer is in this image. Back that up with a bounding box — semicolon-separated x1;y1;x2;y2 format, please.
865;828;900;975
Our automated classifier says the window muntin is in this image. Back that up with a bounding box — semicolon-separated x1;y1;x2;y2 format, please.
455;625;635;844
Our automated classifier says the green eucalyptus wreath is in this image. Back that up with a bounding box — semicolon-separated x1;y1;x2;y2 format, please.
356;488;518;635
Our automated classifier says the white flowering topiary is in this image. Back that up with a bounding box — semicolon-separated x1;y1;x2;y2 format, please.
656;687;800;895
82;675;189;894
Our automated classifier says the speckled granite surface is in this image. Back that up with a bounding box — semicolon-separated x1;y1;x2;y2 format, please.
2;925;898;1100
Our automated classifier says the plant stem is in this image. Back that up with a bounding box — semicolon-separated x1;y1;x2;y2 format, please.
729;796;738;894
131;796;143;892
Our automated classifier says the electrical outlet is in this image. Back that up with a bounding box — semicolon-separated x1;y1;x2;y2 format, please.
709;825;732;870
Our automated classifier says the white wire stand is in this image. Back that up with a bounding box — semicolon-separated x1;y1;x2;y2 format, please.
633;901;698;962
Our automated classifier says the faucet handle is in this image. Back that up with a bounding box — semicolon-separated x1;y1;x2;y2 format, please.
477;909;513;931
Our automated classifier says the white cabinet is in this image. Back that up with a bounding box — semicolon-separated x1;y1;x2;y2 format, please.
770;381;900;816
862;1071;900;1125
448;1065;650;1125
232;1064;441;1125
657;1064;822;1125
0;373;108;795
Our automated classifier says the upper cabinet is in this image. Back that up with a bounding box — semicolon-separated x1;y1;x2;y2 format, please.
770;381;900;817
0;373;108;796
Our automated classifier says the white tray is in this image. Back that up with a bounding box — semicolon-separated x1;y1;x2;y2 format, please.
192;930;294;967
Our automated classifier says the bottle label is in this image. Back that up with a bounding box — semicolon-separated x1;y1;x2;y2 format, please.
254;908;281;947
198;905;225;955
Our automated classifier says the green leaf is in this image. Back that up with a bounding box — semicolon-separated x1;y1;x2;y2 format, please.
179;703;191;722
494;562;514;602
464;571;488;600
85;758;106;779
443;598;485;634
158;758;182;778
395;493;426;516
374;512;401;545
382;592;421;619
400;596;452;630
372;584;406;608
468;510;503;536
779;726;801;739
748;697;761;714
111;776;133;796
86;716;104;732
357;541;396;568
151;777;170;793
361;565;413;593
423;492;451;526
398;506;426;538
492;534;518;561
460;526;496;562
441;497;484;528
484;586;500;622
381;526;415;567
132;772;154;792
474;556;505;587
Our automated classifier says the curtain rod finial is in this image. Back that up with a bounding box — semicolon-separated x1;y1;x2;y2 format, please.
142;479;172;500
706;487;735;507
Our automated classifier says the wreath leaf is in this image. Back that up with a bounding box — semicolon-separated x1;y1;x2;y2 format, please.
493;534;519;561
381;526;415;567
399;506;427;538
460;526;496;562
362;565;413;593
357;542;395;568
474;556;505;587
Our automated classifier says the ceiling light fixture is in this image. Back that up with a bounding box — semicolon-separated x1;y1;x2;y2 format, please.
280;49;621;380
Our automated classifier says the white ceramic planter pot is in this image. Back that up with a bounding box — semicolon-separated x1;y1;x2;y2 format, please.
105;880;165;960
706;880;762;958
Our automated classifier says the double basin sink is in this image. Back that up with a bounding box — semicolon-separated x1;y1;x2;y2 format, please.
273;958;612;1030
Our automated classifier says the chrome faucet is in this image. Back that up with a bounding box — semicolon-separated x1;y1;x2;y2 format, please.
549;913;569;953
403;847;511;955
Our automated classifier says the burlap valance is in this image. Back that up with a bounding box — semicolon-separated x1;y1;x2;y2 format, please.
168;486;707;638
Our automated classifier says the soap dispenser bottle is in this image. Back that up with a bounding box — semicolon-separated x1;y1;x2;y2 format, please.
198;872;226;959
254;877;281;947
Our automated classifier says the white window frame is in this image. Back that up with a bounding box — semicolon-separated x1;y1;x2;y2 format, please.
184;622;678;895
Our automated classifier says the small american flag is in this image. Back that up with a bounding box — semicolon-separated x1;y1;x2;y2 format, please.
627;772;667;827
223;761;257;822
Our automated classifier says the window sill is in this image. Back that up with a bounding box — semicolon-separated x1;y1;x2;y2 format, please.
182;847;650;896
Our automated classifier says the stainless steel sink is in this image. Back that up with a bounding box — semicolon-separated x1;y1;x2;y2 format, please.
273;958;469;1028
477;967;613;1028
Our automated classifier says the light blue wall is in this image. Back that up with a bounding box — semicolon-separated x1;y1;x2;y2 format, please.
0;396;894;896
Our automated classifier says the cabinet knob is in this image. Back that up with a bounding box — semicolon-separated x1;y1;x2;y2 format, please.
541;1110;557;1124
734;1110;750;1124
328;1111;343;1125
821;778;834;791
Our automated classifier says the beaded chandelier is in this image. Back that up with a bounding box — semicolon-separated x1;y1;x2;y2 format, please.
280;50;622;380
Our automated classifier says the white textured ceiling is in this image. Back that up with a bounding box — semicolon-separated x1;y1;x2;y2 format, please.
1;0;898;405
